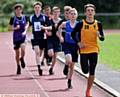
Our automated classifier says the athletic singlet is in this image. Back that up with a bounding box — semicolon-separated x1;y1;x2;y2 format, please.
30;14;51;39
13;15;26;42
80;19;99;53
48;18;61;42
65;20;78;44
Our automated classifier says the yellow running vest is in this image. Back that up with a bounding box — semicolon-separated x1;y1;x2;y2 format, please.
80;19;99;54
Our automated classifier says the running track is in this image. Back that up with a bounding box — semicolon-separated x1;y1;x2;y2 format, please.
0;33;112;97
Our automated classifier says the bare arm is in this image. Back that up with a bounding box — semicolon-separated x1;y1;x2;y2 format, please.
22;22;29;35
56;22;66;42
41;26;52;30
8;24;20;31
57;22;66;37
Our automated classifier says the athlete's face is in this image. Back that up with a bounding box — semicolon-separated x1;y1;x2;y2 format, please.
44;8;51;16
34;5;42;14
52;9;60;18
85;7;95;19
64;10;70;20
15;7;22;16
69;10;78;20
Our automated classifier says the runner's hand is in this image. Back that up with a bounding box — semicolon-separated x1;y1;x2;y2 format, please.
41;25;44;30
15;25;20;30
59;36;64;43
22;31;26;36
45;30;52;36
77;42;85;48
97;32;104;41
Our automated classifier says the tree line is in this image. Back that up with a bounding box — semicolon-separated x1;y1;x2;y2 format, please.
0;0;120;15
0;0;120;30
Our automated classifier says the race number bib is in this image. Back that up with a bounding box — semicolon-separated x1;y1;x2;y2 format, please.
34;22;41;31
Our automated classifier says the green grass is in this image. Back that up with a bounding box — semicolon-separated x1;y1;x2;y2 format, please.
0;27;32;32
0;27;8;32
99;34;120;70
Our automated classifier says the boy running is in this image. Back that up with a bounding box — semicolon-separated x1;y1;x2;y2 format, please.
56;6;72;76
42;5;52;66
8;4;29;75
47;6;62;75
59;6;72;76
58;8;78;88
29;2;52;76
71;4;105;97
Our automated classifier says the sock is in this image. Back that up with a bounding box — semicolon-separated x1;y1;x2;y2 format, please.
68;79;71;82
38;65;41;69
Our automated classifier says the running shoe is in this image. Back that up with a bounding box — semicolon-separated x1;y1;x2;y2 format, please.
49;67;53;75
67;79;72;89
17;64;21;75
37;65;43;76
63;65;68;76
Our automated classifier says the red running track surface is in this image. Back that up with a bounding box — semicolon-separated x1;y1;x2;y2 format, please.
0;33;112;97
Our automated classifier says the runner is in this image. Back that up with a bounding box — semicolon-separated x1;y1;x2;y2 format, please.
58;6;72;76
56;6;72;76
43;5;52;19
8;4;29;75
42;5;52;66
29;2;52;76
47;6;62;75
71;4;105;97
58;8;78;88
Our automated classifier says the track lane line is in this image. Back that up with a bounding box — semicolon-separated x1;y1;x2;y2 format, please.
5;41;50;97
26;67;50;97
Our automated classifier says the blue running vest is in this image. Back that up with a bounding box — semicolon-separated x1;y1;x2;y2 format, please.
13;15;26;42
65;20;78;44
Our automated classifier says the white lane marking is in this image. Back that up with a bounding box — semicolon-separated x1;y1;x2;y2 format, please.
5;41;50;97
26;67;50;97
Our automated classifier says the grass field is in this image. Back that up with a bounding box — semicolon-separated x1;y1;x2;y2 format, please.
0;27;8;32
99;33;120;71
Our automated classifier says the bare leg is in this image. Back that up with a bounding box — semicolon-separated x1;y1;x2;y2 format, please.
21;43;25;58
41;49;45;65
15;49;21;74
68;62;75;80
48;49;56;75
65;54;74;88
34;46;41;65
51;53;57;68
20;43;26;68
34;46;42;75
86;75;94;97
66;54;72;79
15;49;20;65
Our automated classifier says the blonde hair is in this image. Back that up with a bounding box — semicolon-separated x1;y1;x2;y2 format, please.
13;3;24;10
33;1;42;7
64;6;72;11
69;8;78;16
52;6;60;12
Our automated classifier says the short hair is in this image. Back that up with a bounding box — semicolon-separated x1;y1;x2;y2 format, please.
33;1;42;7
52;6;60;12
64;6;72;11
13;3;24;10
44;5;51;10
69;8;78;16
84;4;96;11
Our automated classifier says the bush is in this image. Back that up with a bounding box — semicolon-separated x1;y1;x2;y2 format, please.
0;14;120;32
